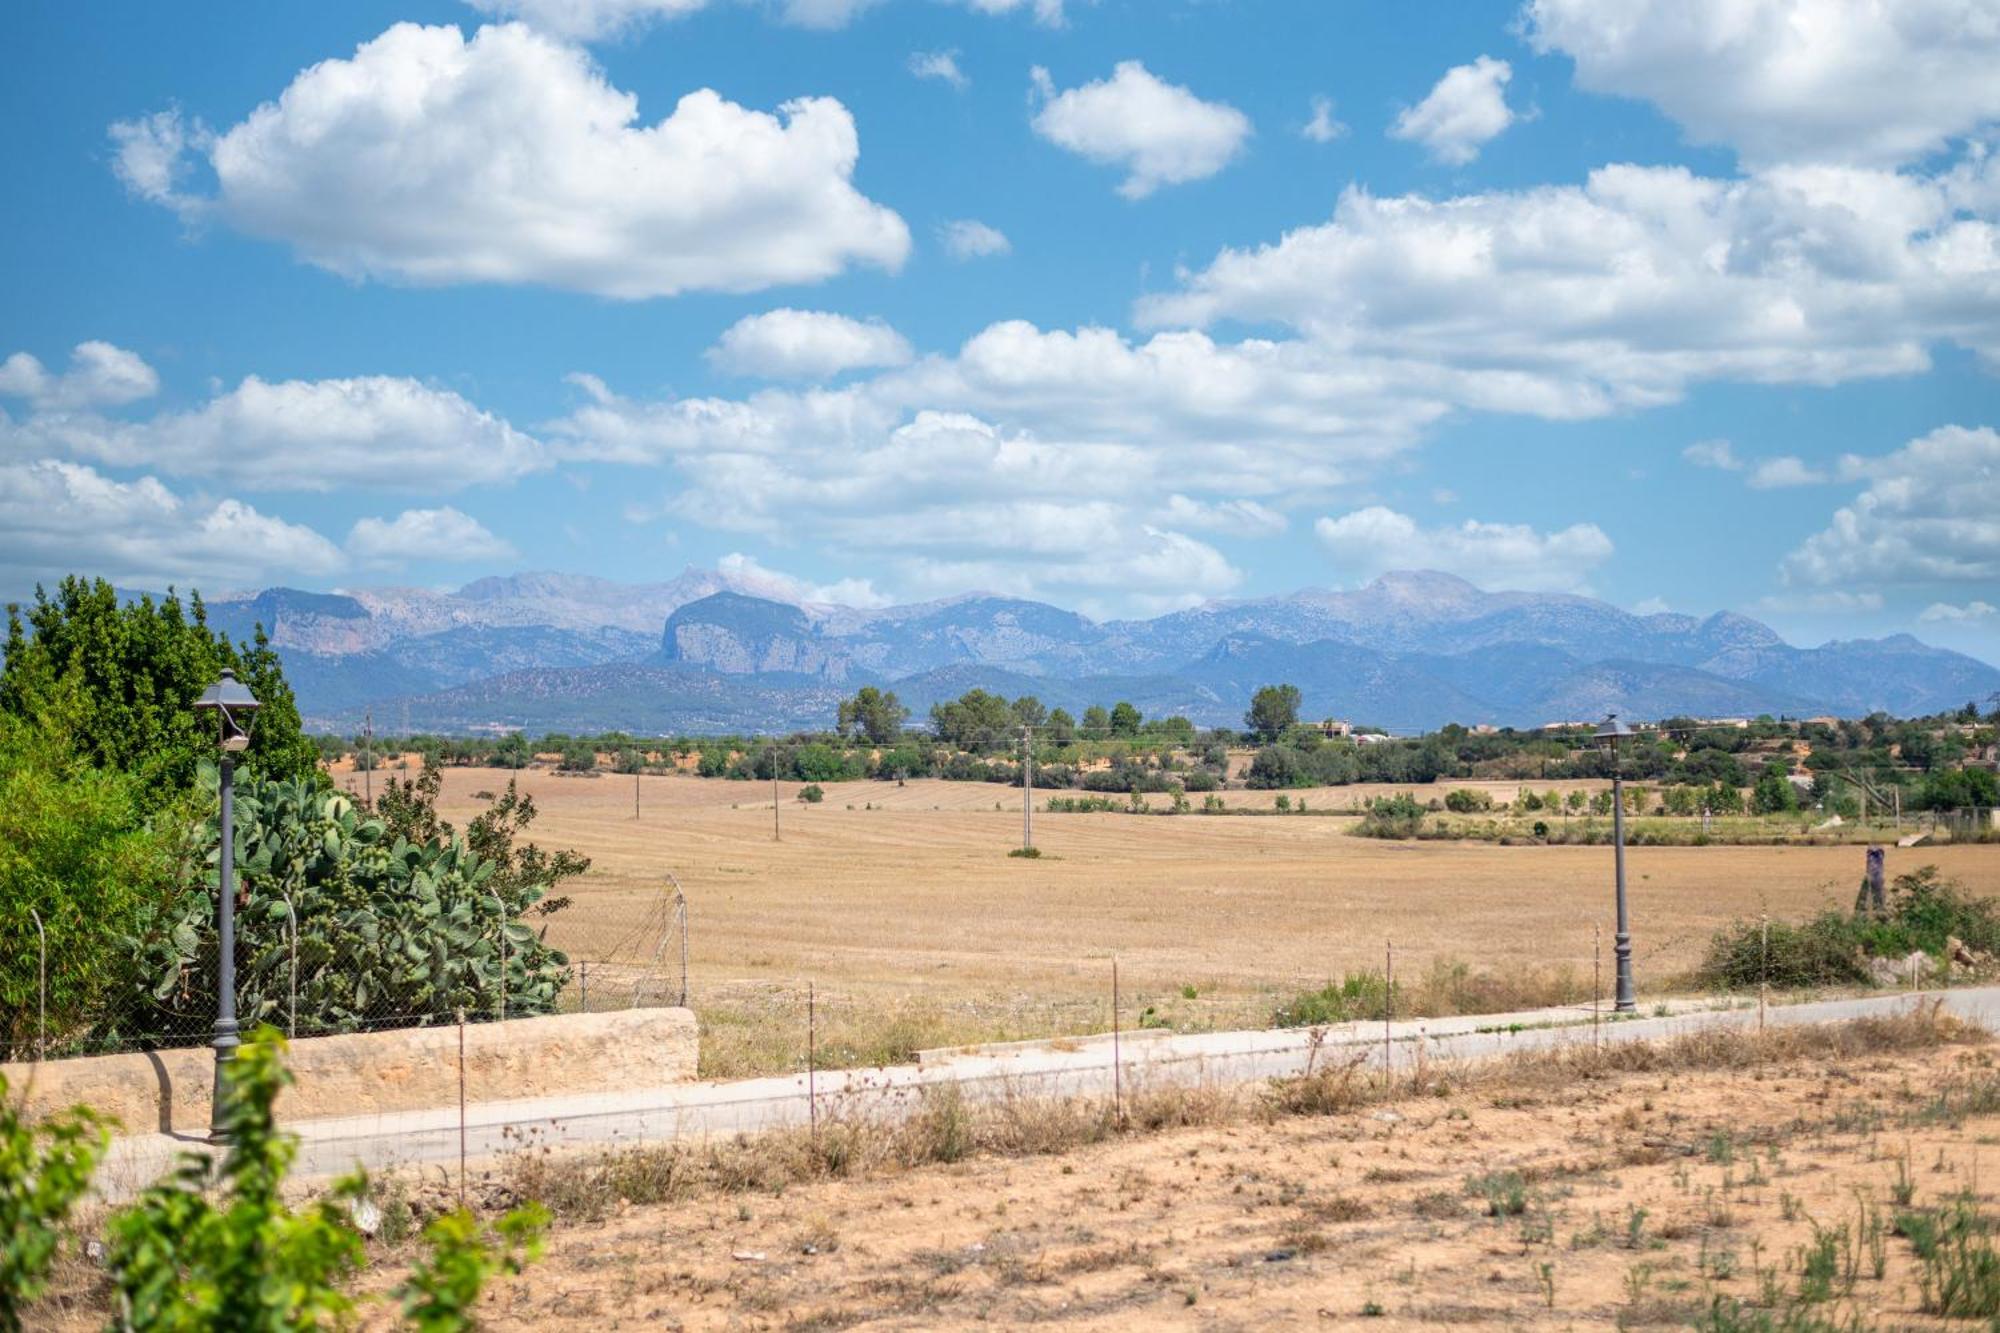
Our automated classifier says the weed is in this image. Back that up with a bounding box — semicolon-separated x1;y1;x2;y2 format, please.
1535;1260;1556;1308
1467;1170;1530;1219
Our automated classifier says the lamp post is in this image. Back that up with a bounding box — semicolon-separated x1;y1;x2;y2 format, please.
194;668;260;1137
1595;712;1636;1012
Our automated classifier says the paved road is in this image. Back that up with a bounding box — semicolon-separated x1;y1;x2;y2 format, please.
92;985;2000;1200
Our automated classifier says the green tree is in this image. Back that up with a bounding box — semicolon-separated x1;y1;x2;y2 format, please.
1108;701;1142;737
836;687;908;746
1920;767;2000;811
1752;761;1801;814
929;689;1014;749
1010;695;1049;730
0;705;175;1056
1;578;319;804
1046;708;1077;745
1080;705;1111;736
1245;684;1303;743
1245;745;1306;789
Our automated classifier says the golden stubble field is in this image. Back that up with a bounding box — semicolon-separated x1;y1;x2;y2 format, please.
338;766;2000;1074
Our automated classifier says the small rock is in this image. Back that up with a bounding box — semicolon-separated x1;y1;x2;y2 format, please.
1264;1248;1297;1263
84;1239;105;1265
732;1251;767;1263
1371;1110;1403;1124
348;1198;383;1237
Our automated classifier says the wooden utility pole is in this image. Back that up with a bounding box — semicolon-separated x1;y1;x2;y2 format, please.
771;745;781;842
1022;726;1034;853
362;708;373;805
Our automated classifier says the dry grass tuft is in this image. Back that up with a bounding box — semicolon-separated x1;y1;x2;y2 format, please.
504;1008;1980;1226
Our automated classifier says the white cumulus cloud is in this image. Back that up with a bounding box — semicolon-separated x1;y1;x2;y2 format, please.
1919;599;1998;622
347;507;516;565
1156;494;1287;537
1527;0;2000;168
1782;423;2000;585
110;22;909;299
0;342;159;411
6;373;546;493
940;219;1011;259
707;309;914;380
1140;163;2000;414
1314;506;1613;592
1302;95;1347;144
908;49;968;88
1748;455;1831;488
1029;61;1251;199
1683;438;1743;470
716;552;891;607
1390;56;1515;166
0;460;344;590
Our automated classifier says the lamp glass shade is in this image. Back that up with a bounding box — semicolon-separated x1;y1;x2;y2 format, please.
194;669;261;752
1593;712;1635;749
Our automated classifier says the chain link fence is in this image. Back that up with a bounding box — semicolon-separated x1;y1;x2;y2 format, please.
1;879;688;1065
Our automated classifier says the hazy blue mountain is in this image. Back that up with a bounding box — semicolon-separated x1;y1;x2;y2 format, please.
660;592;853;679
200;568;1998;734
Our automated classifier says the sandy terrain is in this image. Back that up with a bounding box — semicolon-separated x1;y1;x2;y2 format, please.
333;767;2000;1077
438;1017;2000;1329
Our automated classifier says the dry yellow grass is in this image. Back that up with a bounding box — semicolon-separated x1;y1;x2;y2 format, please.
338;766;2000;1076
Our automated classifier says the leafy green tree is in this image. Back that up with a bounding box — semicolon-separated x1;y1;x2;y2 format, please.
836;687;908;746
1108;701;1142;737
0;1075;108;1331
1245;745;1306;789
1752;761;1801;814
1921;767;2000;811
0;702;179;1055
1046;708;1077;744
1;578;319;803
1010;695;1049;730
1080;705;1111;736
929;689;1015;749
1245;684;1303;743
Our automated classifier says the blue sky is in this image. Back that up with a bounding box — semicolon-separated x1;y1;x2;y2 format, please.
2;0;1997;661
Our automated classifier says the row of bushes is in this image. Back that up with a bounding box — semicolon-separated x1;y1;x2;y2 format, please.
1696;867;1998;989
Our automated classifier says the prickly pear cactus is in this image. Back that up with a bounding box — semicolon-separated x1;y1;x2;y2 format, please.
133;766;571;1037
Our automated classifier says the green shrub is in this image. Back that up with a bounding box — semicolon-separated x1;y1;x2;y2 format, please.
1275;971;1397;1026
0;1075;108;1331
106;1027;545;1332
0;710;175;1056
1695;866;1998;991
1355;793;1427;839
1444;788;1493;814
797;783;825;804
1696;912;1871;990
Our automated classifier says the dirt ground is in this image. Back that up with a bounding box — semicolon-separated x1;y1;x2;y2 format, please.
429;1020;2000;1329
331;766;2000;1074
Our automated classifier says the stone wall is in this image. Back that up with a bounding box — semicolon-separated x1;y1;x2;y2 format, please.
1;1007;698;1134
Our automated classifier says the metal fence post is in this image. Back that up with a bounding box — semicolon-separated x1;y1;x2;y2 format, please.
491;893;508;1022
282;890;299;1039
30;907;46;1062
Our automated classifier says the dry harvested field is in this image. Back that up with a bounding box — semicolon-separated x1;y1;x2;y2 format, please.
335;767;2000;1077
393;1011;2000;1329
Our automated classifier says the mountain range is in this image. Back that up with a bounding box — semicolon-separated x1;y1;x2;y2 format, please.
199;569;2000;736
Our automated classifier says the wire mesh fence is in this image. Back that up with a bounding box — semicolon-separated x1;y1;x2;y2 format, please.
0;878;689;1065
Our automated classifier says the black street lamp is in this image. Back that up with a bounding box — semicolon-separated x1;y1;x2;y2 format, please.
1595;712;1636;1012
194;668;260;1137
